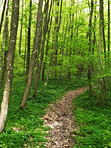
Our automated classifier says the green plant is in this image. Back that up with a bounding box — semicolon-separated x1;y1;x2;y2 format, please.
73;89;111;148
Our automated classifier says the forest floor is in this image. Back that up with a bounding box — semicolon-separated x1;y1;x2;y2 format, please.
42;87;88;148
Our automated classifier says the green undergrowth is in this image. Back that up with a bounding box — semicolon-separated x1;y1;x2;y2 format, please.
73;88;111;148
0;75;87;148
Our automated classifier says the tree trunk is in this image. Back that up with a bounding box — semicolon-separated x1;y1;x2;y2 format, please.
33;26;43;88
92;0;97;54
42;13;53;81
58;21;68;84
20;0;43;110
88;0;93;96
23;2;28;71
0;0;7;34
0;51;8;88
100;0;106;62
19;0;24;55
99;0;107;104
0;0;9;78
33;0;51;98
41;41;56;92
0;0;19;133
108;0;110;65
26;0;32;75
54;0;62;79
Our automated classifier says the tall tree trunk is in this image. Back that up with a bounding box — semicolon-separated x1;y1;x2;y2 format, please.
41;45;55;92
92;0;97;54
0;51;8;88
58;21;68;84
0;0;9;78
0;0;7;34
20;0;43;110
0;0;9;87
24;1;28;71
19;0;24;55
88;0;93;96
33;0;51;98
108;0;110;64
55;0;62;79
0;0;19;133
33;0;52;88
26;0;32;76
54;1;59;79
54;0;62;79
33;27;42;89
100;0;106;62
42;13;53;81
67;2;74;79
97;0;107;104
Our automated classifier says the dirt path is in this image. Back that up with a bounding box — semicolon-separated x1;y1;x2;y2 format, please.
42;87;88;148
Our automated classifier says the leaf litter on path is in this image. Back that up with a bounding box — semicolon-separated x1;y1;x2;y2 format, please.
42;87;88;148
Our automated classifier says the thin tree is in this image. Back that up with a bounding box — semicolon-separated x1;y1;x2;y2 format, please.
0;0;9;82
100;0;106;61
88;0;94;96
67;1;74;79
92;0;97;54
19;0;24;55
54;1;59;79
33;0;51;98
0;0;19;133
26;0;32;75
98;0;107;103
108;0;110;64
0;0;7;34
20;0;44;110
42;9;53;81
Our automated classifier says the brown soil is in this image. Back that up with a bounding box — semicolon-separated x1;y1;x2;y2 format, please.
42;87;88;148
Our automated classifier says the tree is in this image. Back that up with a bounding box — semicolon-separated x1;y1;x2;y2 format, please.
20;0;44;110
0;0;7;34
33;0;51;98
19;0;24;55
26;0;32;75
108;0;110;64
88;0;94;96
100;0;106;61
0;0;20;133
0;0;9;85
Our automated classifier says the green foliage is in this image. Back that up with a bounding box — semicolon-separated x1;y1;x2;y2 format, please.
73;89;111;148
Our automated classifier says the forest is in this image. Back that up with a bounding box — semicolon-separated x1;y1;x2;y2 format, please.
0;0;111;147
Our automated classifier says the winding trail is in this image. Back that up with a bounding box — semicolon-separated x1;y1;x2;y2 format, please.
42;87;88;148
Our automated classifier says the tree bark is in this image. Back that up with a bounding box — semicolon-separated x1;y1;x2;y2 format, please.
0;0;7;34
0;0;9;78
100;0;106;61
108;0;110;64
19;0;24;55
42;12;53;81
26;0;32;75
33;0;51;98
0;0;19;133
20;0;43;110
88;0;93;96
98;0;107;103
